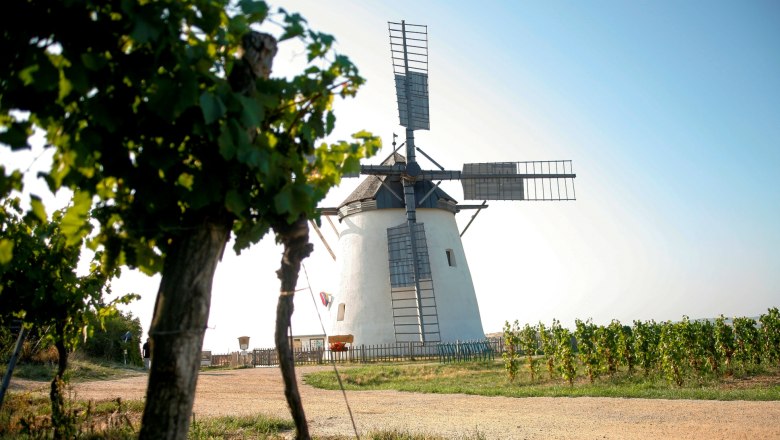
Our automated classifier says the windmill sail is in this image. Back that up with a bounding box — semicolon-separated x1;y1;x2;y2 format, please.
389;21;429;130
460;160;577;201
385;20;439;343
387;223;441;343
394;71;429;130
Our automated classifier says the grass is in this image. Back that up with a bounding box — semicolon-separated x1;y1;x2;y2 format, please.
5;356;776;438
2;357;467;439
6;355;145;383
303;360;780;401
0;391;142;439
361;428;486;440
189;414;295;439
0;391;475;439
0;391;295;439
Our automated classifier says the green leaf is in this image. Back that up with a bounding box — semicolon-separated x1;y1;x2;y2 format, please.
342;156;360;175
195;3;222;35
132;242;163;276
60;191;93;247
199;92;226;124
0;168;23;196
0;121;32;150
273;187;292;214
325;111;335;134
279;12;306;41
18;64;39;85
233;221;269;253
237;94;264;127
29;196;48;223
81;53;107;71
64;63;89;95
218;123;236;160
131;15;162;44
177;173;194;190
0;239;13;264
58;72;73;101
239;0;269;18
224;189;247;216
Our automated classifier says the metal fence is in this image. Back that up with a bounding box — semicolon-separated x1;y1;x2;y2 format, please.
239;339;503;367
204;336;584;368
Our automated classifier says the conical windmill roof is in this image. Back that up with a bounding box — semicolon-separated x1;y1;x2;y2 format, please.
338;152;458;216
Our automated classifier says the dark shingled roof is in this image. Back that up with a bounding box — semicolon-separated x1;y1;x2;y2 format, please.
339;152;458;209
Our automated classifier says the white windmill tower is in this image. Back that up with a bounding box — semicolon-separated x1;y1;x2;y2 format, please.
322;21;577;346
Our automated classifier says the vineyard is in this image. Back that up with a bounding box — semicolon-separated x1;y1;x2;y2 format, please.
503;307;780;387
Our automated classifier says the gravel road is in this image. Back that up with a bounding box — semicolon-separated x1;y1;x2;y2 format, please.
12;366;780;439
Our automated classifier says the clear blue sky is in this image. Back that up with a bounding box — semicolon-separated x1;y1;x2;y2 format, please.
4;1;778;352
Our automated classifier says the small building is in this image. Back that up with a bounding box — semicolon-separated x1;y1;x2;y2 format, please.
292;333;326;351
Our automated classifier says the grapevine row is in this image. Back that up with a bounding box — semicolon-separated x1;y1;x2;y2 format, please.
502;307;780;386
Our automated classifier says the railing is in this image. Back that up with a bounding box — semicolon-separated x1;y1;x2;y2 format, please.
203;337;585;368
437;340;495;363
209;352;253;367
240;339;503;367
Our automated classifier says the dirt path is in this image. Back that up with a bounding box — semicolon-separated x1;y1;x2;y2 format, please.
12;366;780;439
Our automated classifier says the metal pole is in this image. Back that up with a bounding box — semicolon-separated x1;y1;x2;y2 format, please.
0;326;29;408
460;201;488;237
309;219;336;261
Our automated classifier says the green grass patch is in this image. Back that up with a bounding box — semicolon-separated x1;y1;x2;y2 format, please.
189;414;295;439
4;357;144;383
0;392;142;439
303;360;780;401
0;392;295;439
312;428;487;439
363;428;486;440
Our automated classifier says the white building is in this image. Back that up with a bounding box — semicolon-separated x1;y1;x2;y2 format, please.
327;153;485;345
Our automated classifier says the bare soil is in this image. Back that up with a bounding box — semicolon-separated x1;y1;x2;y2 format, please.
11;366;780;439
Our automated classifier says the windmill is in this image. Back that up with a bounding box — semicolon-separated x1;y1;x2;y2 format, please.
322;21;576;346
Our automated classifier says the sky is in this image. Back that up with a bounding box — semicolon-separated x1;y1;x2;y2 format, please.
4;1;779;353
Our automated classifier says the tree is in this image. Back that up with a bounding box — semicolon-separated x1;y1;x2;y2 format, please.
574;319;599;383
554;326;576;386
519;323;539;381
502;320;521;383
759;307;780;367
633;319;660;377
1;1;378;438
733;317;760;371
659;321;685;386
617;324;635;375
80;309;144;365
699;319;720;376
0;197;129;437
538;320;558;379
596;320;620;377
714;315;736;376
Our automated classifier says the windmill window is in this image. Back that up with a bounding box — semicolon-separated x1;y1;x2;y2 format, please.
337;303;346;321
446;249;456;267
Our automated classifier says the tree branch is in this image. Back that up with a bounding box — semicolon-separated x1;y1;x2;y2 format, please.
274;215;313;440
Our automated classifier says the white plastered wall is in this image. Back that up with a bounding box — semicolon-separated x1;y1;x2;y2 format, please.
329;208;485;345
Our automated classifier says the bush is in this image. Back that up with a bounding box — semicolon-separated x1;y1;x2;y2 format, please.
79;310;143;366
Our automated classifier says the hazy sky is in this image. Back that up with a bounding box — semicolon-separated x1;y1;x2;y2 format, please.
4;1;779;353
